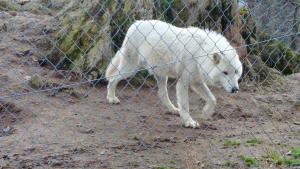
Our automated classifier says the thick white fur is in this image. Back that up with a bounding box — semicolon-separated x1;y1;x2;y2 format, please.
105;20;243;128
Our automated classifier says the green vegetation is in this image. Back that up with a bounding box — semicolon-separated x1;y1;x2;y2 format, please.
259;34;300;75
283;147;300;166
223;140;241;148
283;158;300;166
156;155;176;169
290;147;300;158
264;150;284;166
263;147;300;167
159;166;173;169
240;155;257;167
0;0;20;11
246;138;263;146
223;160;236;167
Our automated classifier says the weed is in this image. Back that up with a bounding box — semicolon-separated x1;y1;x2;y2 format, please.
159;166;172;169
290;147;300;158
223;140;241;148
267;150;283;166
157;156;176;169
282;147;300;166
240;155;257;167
246;138;263;146
264;148;300;167
223;160;236;167
283;158;300;166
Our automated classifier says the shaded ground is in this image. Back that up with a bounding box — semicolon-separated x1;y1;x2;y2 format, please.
0;8;300;169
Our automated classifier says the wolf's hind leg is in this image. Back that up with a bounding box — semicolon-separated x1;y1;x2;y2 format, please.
106;55;138;104
156;76;179;114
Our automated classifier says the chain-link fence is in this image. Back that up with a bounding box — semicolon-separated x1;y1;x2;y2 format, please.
0;0;300;168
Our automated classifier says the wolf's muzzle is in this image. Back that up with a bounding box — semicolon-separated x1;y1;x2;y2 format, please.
231;87;239;93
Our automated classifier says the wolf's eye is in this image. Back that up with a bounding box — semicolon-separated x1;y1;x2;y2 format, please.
223;71;228;75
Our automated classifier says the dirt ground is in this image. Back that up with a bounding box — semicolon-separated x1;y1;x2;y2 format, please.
0;9;300;169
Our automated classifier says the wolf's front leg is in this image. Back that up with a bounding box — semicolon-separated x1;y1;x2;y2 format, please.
191;81;216;120
176;78;199;128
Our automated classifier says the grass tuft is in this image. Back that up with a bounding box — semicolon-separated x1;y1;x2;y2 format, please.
223;160;236;167
283;158;300;166
223;140;241;148
246;138;263;146
264;147;300;167
240;155;257;167
290;147;300;158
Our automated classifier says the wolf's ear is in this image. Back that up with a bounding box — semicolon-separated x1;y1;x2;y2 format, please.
213;53;221;65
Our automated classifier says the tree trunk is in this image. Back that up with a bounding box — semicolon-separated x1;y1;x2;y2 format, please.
48;0;291;84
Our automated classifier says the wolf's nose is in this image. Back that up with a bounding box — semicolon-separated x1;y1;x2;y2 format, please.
231;87;239;93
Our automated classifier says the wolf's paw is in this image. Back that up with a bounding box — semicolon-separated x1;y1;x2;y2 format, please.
183;119;200;128
107;96;120;104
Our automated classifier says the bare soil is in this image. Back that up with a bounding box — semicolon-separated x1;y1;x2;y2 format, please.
0;10;299;169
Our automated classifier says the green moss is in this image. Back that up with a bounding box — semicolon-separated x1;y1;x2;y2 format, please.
203;2;222;31
109;1;133;51
59;27;80;52
240;7;248;16
171;0;189;26
221;0;233;32
259;37;300;75
51;3;110;70
124;2;132;13
161;0;171;9
80;21;100;50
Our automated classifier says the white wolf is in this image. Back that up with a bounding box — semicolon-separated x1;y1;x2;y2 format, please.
105;20;242;128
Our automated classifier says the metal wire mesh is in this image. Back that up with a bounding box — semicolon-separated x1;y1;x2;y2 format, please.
0;0;299;168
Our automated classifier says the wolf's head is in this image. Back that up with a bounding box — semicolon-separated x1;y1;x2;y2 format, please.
212;50;243;93
199;49;243;93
